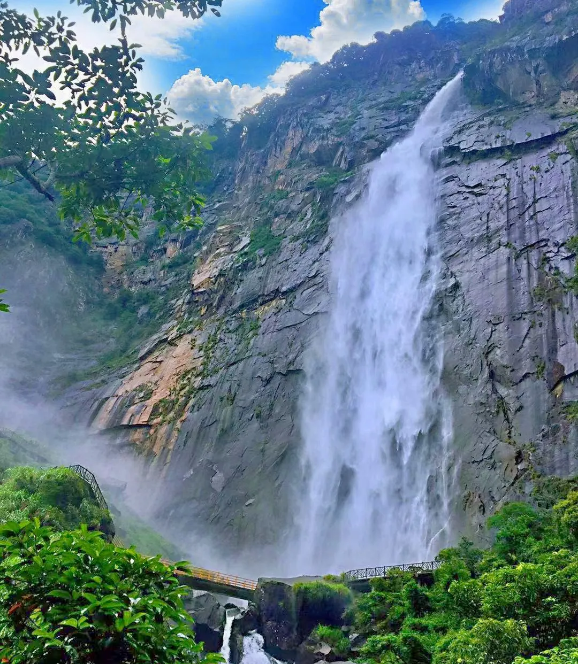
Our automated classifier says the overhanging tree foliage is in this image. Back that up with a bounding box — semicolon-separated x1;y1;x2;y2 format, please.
0;0;223;242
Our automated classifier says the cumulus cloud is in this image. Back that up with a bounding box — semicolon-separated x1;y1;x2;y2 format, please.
267;60;311;87
167;60;312;124
276;0;425;63
167;68;277;124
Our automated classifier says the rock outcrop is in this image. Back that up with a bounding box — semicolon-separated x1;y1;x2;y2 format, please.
183;592;226;653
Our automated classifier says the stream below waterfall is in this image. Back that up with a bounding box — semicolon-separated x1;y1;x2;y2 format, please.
293;73;464;575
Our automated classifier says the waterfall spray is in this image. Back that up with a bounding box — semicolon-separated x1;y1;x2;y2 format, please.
293;73;463;575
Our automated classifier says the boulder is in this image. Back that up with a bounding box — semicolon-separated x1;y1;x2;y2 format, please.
295;638;341;664
183;592;226;653
255;580;300;660
230;604;260;664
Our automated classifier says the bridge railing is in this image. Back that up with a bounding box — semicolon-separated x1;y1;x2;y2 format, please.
343;560;442;582
67;464;110;512
178;566;257;591
67;464;257;592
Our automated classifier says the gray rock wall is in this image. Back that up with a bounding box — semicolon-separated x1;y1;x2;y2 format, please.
50;2;577;570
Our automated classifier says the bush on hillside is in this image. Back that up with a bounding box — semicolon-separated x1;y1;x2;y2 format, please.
0;520;223;664
0;467;113;539
295;580;352;637
352;480;578;664
312;624;350;657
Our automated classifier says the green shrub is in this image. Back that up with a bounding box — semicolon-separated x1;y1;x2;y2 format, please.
350;483;578;664
0;467;113;538
514;639;579;664
246;222;282;256
434;619;533;664
312;625;350;656
295;581;352;636
0;520;222;664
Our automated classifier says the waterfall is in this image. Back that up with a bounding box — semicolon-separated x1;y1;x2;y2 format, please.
220;608;237;663
293;73;463;575
240;632;281;664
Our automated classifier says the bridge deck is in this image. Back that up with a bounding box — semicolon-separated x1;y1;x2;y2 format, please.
176;567;257;601
66;465;259;600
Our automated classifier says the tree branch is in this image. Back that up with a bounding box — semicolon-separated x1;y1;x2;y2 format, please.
15;162;55;202
0;156;23;169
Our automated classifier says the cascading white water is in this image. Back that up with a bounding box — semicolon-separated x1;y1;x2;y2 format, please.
293;74;463;575
240;632;281;664
220;608;237;663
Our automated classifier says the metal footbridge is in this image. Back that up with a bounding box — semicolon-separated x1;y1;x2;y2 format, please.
68;464;438;599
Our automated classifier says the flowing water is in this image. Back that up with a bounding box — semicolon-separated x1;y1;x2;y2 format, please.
240;632;280;664
220;608;237;663
293;73;463;575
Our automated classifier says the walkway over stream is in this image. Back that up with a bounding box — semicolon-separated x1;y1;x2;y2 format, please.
68;464;439;600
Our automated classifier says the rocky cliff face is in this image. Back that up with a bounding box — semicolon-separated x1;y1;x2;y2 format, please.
7;0;575;573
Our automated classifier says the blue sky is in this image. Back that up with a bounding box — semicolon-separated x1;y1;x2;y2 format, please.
13;0;505;123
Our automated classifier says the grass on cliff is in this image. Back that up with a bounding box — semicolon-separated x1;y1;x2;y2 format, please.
295;580;353;633
0;429;56;473
0;180;103;271
113;504;187;561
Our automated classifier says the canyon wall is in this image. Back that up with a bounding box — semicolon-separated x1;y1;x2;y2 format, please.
2;0;576;574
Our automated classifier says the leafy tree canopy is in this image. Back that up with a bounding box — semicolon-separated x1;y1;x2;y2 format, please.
349;479;578;664
0;519;223;664
0;0;223;243
0;466;113;537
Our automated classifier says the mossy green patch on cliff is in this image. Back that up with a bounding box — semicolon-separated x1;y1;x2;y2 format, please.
561;401;578;423
314;168;353;190
335;112;360;136
246;222;282;257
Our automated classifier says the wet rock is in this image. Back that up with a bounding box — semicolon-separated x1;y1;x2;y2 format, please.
230;604;260;664
255;580;300;660
295;638;341;664
183;592;226;653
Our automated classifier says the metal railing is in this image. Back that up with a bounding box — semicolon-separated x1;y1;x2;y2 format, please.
67;465;257;591
67;464;110;512
343;560;442;581
177;565;257;591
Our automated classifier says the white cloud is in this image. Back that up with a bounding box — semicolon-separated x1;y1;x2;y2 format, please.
166;0;431;124
267;60;311;87
167;68;277;124
14;2;203;60
167;59;313;124
276;0;425;63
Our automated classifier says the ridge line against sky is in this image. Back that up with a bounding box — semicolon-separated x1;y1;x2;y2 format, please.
13;0;505;125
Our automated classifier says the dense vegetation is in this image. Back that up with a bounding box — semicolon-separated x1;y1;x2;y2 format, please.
0;432;186;559
0;179;104;269
0;0;221;243
312;479;578;664
0;457;211;662
0;466;113;537
0;520;219;664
